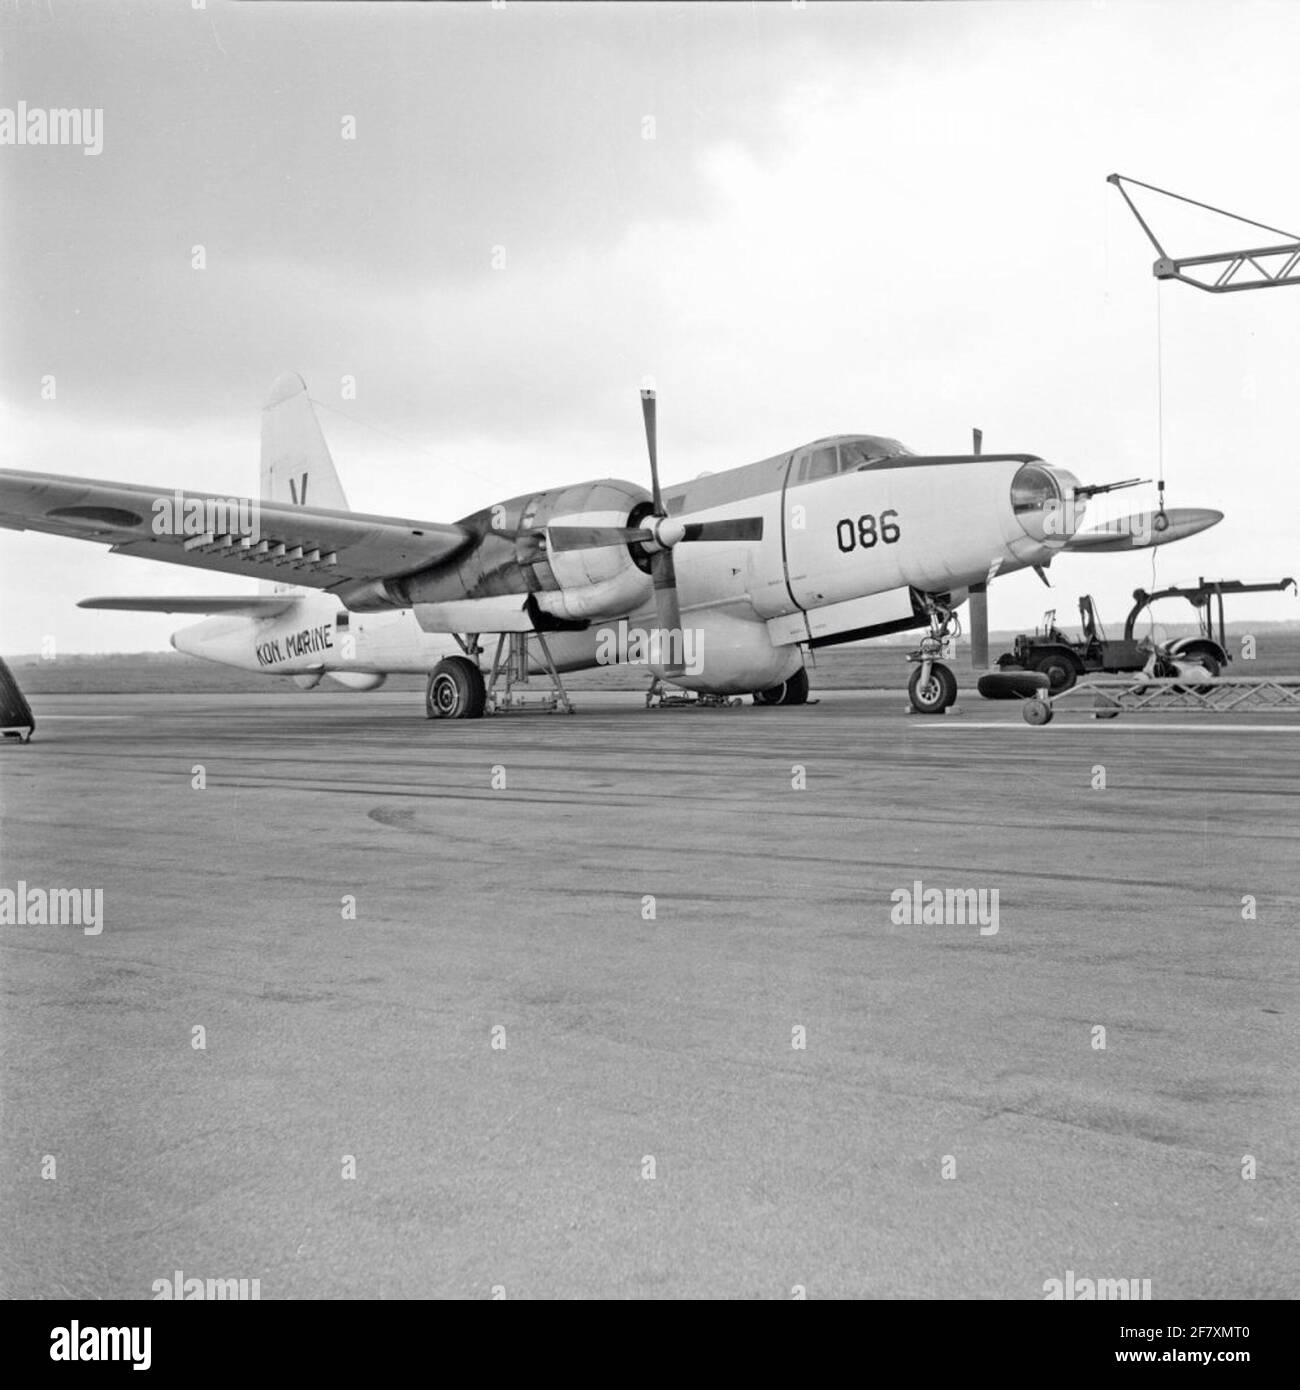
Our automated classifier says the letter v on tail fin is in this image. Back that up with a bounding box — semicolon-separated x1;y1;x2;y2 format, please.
261;373;350;512
260;373;350;594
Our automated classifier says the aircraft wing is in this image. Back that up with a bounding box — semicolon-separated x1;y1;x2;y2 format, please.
77;595;300;617
0;469;471;592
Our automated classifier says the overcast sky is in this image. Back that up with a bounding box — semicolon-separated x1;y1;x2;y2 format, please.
2;0;1297;654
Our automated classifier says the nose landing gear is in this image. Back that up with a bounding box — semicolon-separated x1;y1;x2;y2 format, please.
906;599;960;714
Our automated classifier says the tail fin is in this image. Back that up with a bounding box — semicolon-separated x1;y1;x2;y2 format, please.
261;372;350;511
260;373;349;594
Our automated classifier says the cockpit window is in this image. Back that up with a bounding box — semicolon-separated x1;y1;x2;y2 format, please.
792;436;915;482
839;437;912;469
804;446;839;481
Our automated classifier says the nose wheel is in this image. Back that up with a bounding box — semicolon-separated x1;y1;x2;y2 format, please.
906;598;961;714
908;662;958;713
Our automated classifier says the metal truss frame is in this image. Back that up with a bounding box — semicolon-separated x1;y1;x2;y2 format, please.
1108;174;1300;293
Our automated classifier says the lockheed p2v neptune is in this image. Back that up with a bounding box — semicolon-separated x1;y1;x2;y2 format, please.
0;373;1222;717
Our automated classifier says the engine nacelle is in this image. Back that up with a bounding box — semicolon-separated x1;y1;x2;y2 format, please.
535;483;655;622
401;479;653;623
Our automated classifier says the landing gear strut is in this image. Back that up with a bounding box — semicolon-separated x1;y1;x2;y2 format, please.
907;599;960;714
426;631;576;718
483;630;574;715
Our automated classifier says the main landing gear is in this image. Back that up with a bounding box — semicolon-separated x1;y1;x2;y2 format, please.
426;655;487;720
425;631;576;719
752;667;811;706
906;599;960;714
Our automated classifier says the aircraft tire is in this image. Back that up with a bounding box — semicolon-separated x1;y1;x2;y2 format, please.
1023;697;1054;726
753;667;810;706
908;662;958;714
1031;652;1079;692
977;671;1050;701
427;657;487;720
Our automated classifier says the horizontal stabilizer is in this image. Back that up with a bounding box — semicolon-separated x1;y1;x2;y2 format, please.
78;595;299;617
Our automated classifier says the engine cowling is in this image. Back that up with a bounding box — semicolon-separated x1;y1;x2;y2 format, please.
401;480;653;623
532;482;655;622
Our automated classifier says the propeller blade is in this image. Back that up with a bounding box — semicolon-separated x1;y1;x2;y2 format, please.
651;548;685;673
968;582;989;669
677;517;764;544
548;516;764;553
546;525;652;552
973;427;983;456
1064;506;1223;552
640;388;663;513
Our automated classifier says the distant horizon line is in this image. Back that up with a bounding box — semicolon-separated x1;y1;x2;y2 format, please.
8;617;1300;663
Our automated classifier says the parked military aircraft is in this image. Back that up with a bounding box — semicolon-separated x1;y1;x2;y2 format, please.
0;373;1222;716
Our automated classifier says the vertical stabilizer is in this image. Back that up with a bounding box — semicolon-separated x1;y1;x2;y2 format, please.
260;373;349;593
261;373;350;511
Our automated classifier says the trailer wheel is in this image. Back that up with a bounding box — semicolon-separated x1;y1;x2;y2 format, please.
426;657;487;719
1023;698;1053;726
908;662;957;714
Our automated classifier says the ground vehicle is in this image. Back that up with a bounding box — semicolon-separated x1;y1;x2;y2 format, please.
997;578;1296;692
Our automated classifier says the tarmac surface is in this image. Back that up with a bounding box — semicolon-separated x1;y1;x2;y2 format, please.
1;688;1297;1299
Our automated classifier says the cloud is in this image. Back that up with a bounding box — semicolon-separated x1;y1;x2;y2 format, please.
3;1;1299;651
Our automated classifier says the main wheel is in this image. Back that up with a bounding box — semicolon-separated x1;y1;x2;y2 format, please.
1032;652;1078;692
754;667;810;706
426;656;487;720
908;662;957;714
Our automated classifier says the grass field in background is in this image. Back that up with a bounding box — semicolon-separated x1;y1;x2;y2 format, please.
10;630;1300;696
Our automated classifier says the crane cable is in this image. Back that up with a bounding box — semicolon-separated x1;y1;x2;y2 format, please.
1155;282;1166;525
1149;281;1166;618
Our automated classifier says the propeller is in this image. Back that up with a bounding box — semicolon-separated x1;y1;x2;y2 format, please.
546;390;764;677
548;391;764;555
640;389;683;669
